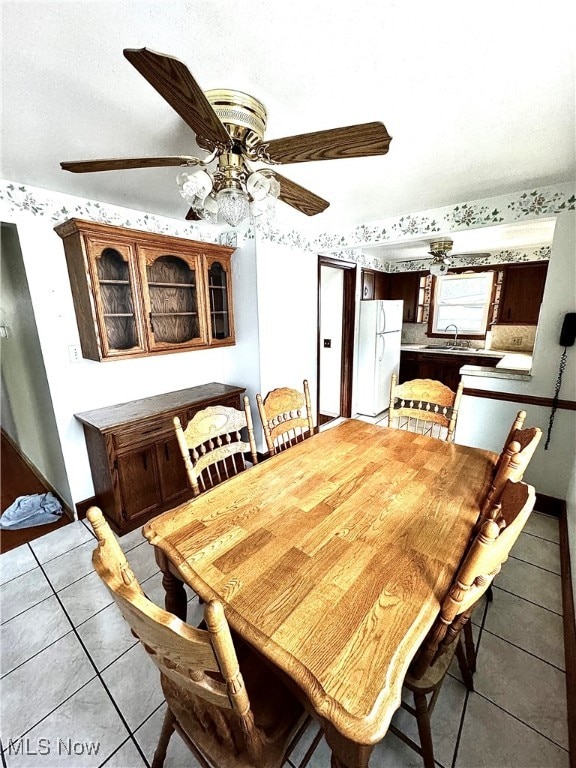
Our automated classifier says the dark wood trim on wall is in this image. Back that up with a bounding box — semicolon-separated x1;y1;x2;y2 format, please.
463;388;576;411
318;257;357;420
1;428;74;520
558;501;576;768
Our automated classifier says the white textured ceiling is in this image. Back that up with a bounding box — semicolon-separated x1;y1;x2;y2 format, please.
2;1;574;234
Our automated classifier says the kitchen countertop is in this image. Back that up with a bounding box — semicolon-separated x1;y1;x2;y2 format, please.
400;344;533;379
401;344;505;358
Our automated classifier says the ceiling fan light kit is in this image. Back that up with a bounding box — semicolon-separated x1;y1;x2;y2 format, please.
60;47;392;228
428;238;453;276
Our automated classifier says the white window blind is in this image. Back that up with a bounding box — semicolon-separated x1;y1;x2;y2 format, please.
432;272;494;335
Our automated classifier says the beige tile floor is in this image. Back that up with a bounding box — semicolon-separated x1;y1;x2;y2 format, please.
0;506;569;767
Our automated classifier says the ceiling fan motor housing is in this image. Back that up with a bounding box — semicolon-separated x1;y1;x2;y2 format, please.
205;89;267;151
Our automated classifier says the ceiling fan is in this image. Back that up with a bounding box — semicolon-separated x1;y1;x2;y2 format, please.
61;48;392;227
426;239;490;276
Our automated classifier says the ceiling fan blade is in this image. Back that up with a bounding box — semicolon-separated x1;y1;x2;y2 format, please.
260;121;392;164
270;171;329;216
123;48;230;147
61;156;203;173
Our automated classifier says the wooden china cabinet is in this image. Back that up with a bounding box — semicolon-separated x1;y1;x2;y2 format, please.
55;219;235;361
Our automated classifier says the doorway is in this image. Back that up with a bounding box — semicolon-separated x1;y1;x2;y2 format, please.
317;257;357;424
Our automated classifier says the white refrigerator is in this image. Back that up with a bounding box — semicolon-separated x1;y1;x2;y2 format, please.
356;300;403;417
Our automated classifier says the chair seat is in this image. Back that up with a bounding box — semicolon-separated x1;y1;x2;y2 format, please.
162;642;309;768
404;637;457;694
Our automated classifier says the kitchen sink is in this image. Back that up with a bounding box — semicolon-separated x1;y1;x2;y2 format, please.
422;344;463;351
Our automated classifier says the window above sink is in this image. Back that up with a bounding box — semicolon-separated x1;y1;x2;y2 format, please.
430;272;495;339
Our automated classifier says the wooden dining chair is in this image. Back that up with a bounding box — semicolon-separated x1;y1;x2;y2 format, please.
480;422;542;518
174;396;258;496
388;374;464;442
389;479;536;768
501;410;527;457
87;507;321;768
477;414;541;605
256;379;315;456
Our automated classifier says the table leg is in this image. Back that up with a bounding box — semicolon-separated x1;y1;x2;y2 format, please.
322;722;374;768
154;549;187;621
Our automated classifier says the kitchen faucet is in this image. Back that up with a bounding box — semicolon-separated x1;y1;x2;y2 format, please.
444;324;458;346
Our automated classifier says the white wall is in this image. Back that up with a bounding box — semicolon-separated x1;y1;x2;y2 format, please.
319;266;344;416
1;223;71;504
6;216;248;508
255;235;318;421
456;213;576;504
222;237;261;428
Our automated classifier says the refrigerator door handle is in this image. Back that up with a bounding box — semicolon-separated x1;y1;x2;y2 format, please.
377;334;384;362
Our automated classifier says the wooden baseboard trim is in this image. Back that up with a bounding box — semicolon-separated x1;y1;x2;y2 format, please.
463;388;576;411
75;497;99;520
1;428;74;520
535;492;563;519
558;501;576;768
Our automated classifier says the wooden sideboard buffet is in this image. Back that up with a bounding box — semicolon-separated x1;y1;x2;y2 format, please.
55;219;235;361
75;383;245;534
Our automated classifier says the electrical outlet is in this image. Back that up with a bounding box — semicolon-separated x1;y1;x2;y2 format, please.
511;336;522;346
68;344;82;363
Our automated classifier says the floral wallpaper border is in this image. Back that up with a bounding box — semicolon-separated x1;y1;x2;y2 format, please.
387;245;552;273
0;181;225;244
0;179;573;272
311;184;575;253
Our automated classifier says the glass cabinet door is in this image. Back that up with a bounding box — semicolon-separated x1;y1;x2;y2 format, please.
138;248;208;351
205;256;235;345
88;240;146;357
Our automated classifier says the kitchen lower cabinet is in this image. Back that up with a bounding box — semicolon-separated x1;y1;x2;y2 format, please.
75;383;245;534
400;351;502;392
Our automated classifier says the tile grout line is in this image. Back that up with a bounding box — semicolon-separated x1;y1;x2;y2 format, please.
508;553;561;577
523;529;561;545
480;626;566;673
492;585;563;617
1;623;75;680
473;594;569;754
12;546;153;768
0;543;36;587
450;596;489;768
492;585;564;617
472;689;570;754
97;735;135;767
0;738;8;768
1;590;57;627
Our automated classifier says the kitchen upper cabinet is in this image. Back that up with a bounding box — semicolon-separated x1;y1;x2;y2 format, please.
55;219;235;361
387;272;422;323
497;262;548;325
361;269;390;301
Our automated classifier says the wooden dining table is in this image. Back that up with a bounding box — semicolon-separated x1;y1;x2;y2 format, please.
143;418;497;768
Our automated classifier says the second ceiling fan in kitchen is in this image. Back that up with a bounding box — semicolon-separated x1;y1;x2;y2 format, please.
60;47;393;226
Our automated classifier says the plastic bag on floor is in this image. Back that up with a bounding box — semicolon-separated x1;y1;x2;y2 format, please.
0;492;63;530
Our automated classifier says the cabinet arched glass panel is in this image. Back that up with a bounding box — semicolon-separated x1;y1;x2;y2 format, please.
146;254;201;344
95;246;143;354
208;260;231;341
56;219;235;360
